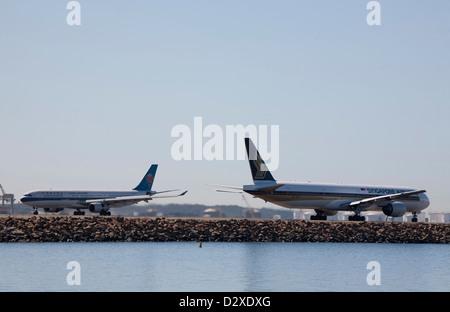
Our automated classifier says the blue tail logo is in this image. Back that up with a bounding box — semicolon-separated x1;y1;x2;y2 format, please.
134;164;158;191
245;138;275;182
145;174;154;187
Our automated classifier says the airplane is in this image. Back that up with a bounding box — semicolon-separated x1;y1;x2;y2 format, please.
216;138;430;222
20;164;187;216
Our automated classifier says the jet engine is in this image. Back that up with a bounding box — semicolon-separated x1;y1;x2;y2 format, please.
382;201;406;217
89;202;110;213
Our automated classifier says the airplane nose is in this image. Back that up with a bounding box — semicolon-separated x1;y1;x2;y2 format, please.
421;193;430;209
20;195;32;203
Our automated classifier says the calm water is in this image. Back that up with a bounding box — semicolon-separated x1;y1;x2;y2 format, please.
0;242;449;292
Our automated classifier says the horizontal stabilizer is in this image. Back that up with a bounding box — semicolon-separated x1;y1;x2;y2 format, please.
216;189;243;194
208;184;243;191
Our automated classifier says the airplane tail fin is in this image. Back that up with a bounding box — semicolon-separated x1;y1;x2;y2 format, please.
245;138;275;182
133;164;158;192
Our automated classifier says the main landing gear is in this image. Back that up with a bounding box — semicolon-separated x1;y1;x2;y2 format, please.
74;209;85;216
348;206;365;221
99;209;111;216
348;214;365;221
411;212;418;222
310;210;327;221
310;214;327;221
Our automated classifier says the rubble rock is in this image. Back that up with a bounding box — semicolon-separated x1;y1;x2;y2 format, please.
0;216;448;243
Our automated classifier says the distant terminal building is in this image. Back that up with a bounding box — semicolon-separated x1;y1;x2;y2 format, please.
242;208;261;218
428;212;450;223
202;208;226;218
145;208;163;217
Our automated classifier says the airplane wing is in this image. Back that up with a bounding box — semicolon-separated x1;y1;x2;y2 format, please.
152;189;180;195
85;190;188;206
216;189;243;194
150;190;188;199
349;189;426;209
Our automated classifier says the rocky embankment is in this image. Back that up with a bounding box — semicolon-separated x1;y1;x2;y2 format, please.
0;216;449;243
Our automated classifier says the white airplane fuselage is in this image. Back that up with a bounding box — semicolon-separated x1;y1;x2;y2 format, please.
243;181;430;213
240;137;430;221
21;189;151;209
20;164;187;215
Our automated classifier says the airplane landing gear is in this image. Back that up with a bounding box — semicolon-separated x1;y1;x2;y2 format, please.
412;212;418;222
99;209;111;216
349;206;365;221
310;211;327;221
74;209;85;216
33;207;39;215
348;214;365;221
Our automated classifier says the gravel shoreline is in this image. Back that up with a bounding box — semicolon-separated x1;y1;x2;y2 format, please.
0;216;448;243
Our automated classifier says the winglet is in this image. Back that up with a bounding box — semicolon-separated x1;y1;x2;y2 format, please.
245;138;275;182
133;164;158;191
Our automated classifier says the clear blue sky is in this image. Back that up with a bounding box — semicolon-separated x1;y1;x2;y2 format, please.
1;1;449;212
